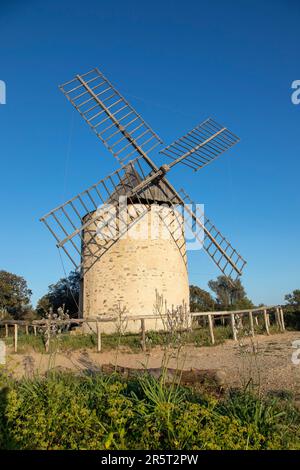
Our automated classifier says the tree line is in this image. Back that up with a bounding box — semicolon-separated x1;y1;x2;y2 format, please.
190;277;254;312
0;269;299;324
0;270;80;320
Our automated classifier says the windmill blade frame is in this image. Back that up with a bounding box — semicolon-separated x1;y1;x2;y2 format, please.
40;158;184;274
178;188;246;279
160;117;240;171
40;159;152;271
43;67;247;284
59;68;162;166
41;153;246;280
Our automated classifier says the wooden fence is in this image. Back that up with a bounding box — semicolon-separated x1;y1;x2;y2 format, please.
192;305;285;345
0;305;285;353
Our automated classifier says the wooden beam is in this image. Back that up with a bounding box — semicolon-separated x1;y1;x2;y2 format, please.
263;309;270;335
280;307;285;331
191;305;277;316
14;324;18;353
45;320;50;353
96;321;101;352
275;307;283;331
208;314;215;345
230;313;237;341
249;311;255;337
141;319;146;351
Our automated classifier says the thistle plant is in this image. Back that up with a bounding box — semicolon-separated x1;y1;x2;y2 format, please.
113;301;129;370
114;302;128;337
40;305;70;353
153;290;190;382
154;290;190;348
0;307;10;321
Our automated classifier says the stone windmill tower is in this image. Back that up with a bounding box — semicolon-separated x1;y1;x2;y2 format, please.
41;67;246;332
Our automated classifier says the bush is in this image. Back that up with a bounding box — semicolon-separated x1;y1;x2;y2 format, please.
0;370;299;450
284;309;300;330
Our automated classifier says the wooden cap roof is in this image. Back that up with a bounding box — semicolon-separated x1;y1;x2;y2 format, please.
107;166;181;205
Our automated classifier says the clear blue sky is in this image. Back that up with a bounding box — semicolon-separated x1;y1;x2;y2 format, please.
0;0;299;306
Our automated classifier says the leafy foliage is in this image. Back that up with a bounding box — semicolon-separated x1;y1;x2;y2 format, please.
36;271;80;318
0;270;32;319
189;285;215;312
208;276;254;311
284;289;300;330
0;371;299;450
285;290;300;309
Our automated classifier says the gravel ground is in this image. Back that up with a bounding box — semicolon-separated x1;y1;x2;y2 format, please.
5;331;300;395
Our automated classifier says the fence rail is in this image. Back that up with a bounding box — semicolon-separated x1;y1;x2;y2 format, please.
0;305;285;352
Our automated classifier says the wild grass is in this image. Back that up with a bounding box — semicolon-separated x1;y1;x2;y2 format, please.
3;325;233;354
0;369;299;450
2;321;285;356
1;309;299;450
3;331;141;353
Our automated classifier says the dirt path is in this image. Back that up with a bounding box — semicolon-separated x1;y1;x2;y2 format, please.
4;331;300;394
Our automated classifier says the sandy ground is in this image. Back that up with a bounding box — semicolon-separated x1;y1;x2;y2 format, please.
4;331;300;394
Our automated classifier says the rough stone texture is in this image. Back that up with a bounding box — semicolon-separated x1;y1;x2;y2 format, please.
82;204;189;333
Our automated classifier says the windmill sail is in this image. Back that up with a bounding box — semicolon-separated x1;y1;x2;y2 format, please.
42;68;246;282
40;160;150;273
160;118;240;171
178;189;246;279
59;68;162;165
40;158;183;274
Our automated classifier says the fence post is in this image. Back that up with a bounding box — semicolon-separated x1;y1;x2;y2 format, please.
275;307;281;330
45;319;50;353
230;313;237;341
208;314;215;345
249;311;255;337
141;319;146;351
96;321;101;352
5;324;8;338
33;325;37;336
14;324;18;353
280;307;285;331
25;324;29;335
263;309;270;335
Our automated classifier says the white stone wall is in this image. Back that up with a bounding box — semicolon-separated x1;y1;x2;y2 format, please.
82;204;189;333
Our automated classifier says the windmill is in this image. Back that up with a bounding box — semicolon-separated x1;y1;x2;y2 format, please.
40;68;246;331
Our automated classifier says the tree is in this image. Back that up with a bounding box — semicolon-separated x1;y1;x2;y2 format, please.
189;285;215;312
0;270;32;319
285;289;300;309
208;275;253;310
284;289;300;330
36;271;80;317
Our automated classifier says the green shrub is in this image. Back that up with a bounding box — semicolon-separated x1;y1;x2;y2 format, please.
0;370;299;450
284;310;300;330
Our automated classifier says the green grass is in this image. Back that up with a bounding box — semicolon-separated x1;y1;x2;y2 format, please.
2;320;286;355
3;325;233;354
4;334;46;353
0;369;299;450
3;331;141;354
